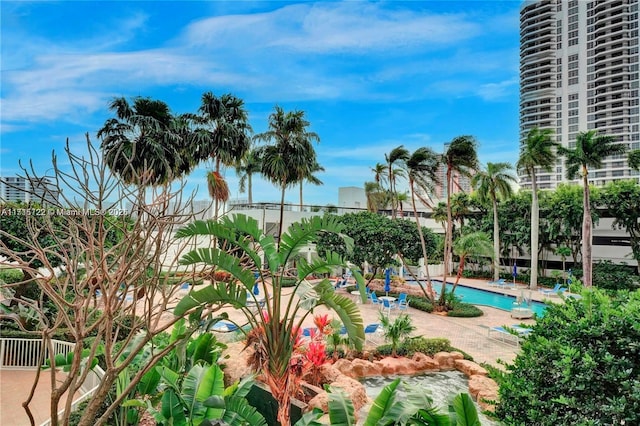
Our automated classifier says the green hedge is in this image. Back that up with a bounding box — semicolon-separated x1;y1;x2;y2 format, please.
447;303;483;317
375;336;473;360
496;289;640;425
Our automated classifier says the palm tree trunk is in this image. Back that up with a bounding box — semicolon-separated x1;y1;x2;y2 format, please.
582;167;593;287
299;181;303;211
440;167;453;306
452;256;466;293
530;174;540;290
410;182;435;302
248;173;253;205
492;194;500;281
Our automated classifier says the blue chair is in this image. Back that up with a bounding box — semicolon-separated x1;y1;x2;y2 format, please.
370;292;380;306
397;293;409;311
381;298;397;315
364;323;381;344
487;278;505;288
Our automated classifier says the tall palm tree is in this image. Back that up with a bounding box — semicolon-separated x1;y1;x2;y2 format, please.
516;127;557;290
440;136;479;307
385;146;409;218
97;96;194;185
559;130;627;287
195;92;252;216
451;231;493;294
406;147;440;302
236;147;262;205
298;160;324;210
254;106;319;241
364;181;388;212
372;162;388;187
472;162;516;281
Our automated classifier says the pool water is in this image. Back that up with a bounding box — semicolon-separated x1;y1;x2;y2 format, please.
361;371;500;425
410;280;546;316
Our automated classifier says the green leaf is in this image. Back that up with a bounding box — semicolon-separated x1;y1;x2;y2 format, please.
450;393;481;426
137;367;161;396
174;281;248;316
364;378;400;426
328;388;356;426
161;389;187;425
220;395;268;426
203;395;225;409
293;408;324;426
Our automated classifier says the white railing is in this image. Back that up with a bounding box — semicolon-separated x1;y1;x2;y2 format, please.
0;338;105;426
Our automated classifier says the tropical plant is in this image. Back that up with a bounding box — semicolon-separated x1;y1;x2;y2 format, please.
174;214;365;425
254;106;320;241
516;127;558;290
236;147;262;205
97;96;196;186
559;130;627;287
471;162;516;281
296;380;482;426
193;92;252;217
378;313;416;357
406;146;441;302
385;146;410;218
440;136;479;308
451;232;493;294
364;181;389;212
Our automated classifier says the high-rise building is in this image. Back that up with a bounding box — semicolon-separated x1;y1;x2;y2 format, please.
433;143;472;200
519;0;640;189
0;176;59;205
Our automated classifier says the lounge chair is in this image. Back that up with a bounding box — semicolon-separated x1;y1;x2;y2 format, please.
488;325;532;346
364;323;382;344
499;281;517;290
487;278;505;288
539;283;566;296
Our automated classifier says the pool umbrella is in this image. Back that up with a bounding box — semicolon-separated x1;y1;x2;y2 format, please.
384;268;391;296
512;263;517;285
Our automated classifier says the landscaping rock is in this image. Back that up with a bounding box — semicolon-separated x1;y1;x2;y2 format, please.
375;357;419;375
468;374;499;412
454;359;487;377
411;352;440;371
333;358;357;378
220;342;252;386
433;351;464;369
351;358;382;377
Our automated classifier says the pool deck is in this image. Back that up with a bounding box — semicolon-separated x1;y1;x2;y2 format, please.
0;276;563;425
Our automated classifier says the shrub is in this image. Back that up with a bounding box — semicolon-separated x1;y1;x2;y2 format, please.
281;277;297;287
406;296;434;313
592;260;639;291
375;336;473;360
447;302;483;317
496;289;640;425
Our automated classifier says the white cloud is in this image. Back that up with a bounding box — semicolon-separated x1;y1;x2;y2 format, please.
476;78;519;101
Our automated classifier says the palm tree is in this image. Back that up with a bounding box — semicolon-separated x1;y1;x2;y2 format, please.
372;162;388;187
559;130;627;287
378;313;416;357
364;181;389;212
298;160;324;210
97;96;195;185
471;162;516;281
440;136;479;307
516;127;558;290
385;146;409;218
451;231;493;294
254;106;319;241
406;147;440;302
236;147;262;205
195;92;252;217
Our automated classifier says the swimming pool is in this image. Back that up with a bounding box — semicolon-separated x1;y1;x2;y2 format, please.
409;279;547;316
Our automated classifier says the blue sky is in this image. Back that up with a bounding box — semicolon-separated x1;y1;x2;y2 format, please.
1;1;522;206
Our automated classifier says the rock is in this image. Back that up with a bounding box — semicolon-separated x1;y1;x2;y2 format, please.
350;358;382;377
411;352;440;371
433;351;464;369
375;357;420;376
468;374;499;411
454;359;487;377
318;364;342;383
331;375;370;411
307;391;330;412
220;342;253;386
333;359;357;378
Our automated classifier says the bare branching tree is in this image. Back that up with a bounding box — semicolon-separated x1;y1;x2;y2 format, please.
0;135;218;426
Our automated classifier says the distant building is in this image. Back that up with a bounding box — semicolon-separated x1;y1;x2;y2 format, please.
519;0;640;189
0;176;59;205
433;143;472;201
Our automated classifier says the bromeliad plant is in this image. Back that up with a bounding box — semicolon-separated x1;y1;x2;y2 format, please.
174;214;366;425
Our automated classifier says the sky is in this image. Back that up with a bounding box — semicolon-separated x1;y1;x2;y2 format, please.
1;1;523;207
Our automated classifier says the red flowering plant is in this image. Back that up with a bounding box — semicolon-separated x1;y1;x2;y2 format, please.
304;341;327;387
